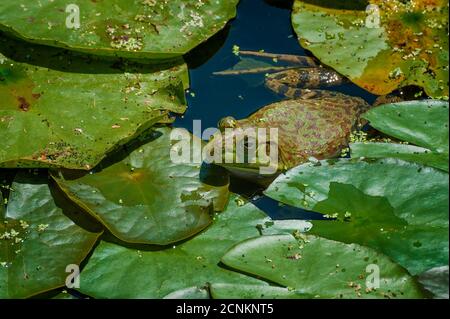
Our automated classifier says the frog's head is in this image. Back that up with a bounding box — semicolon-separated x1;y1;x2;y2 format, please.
204;116;282;184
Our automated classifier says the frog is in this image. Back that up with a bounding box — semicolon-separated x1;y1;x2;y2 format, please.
205;51;400;185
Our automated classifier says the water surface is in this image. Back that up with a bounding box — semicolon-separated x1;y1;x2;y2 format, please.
177;0;377;219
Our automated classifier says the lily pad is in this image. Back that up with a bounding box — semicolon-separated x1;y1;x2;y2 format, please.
351;143;449;172
0;0;239;59
0;172;101;299
210;284;308;299
265;159;449;275
362;100;449;154
292;0;449;97
0;35;188;169
52;127;231;245
221;234;426;298
77;196;311;298
350;100;449;172
163;286;209;299
352;100;449;171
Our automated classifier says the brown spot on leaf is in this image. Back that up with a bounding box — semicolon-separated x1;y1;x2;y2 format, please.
16;92;41;112
17;97;30;111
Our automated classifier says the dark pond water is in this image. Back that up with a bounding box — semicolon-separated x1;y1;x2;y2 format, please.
176;0;378;220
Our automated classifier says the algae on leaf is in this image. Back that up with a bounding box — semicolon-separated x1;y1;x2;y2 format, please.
0;35;188;170
0;0;239;59
0;172;101;299
292;0;449;98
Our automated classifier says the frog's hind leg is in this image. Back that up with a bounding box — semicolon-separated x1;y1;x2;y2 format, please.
266;78;346;100
266;67;347;95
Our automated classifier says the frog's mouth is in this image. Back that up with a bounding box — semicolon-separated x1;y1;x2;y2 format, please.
204;144;284;177
219;162;282;186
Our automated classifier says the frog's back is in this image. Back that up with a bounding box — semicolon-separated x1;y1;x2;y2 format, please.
247;95;369;168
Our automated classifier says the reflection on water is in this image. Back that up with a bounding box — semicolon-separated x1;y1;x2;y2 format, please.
178;0;377;220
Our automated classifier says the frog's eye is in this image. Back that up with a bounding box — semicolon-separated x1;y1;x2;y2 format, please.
218;116;237;130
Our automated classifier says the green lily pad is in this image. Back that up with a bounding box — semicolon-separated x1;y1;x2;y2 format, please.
210;283;308;299
0;35;188;169
351;143;449;172
0;172;101;299
364;100;449;153
311;183;448;276
292;0;449;97
163;287;209;299
77;196;311;298
221;234;426;298
0;0;239;59
352;100;449;171
52;127;231;245
265;159;449;275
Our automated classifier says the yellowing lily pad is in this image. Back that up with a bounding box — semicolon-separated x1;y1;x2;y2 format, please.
292;0;449;97
0;172;101;299
52;127;231;245
0;0;239;59
0;35;188;169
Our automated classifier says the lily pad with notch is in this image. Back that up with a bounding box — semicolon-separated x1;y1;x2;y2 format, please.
265;159;449;275
52;127;231;245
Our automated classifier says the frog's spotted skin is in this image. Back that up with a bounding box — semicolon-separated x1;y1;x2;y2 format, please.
266;68;347;99
207;52;374;182
226;93;370;169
